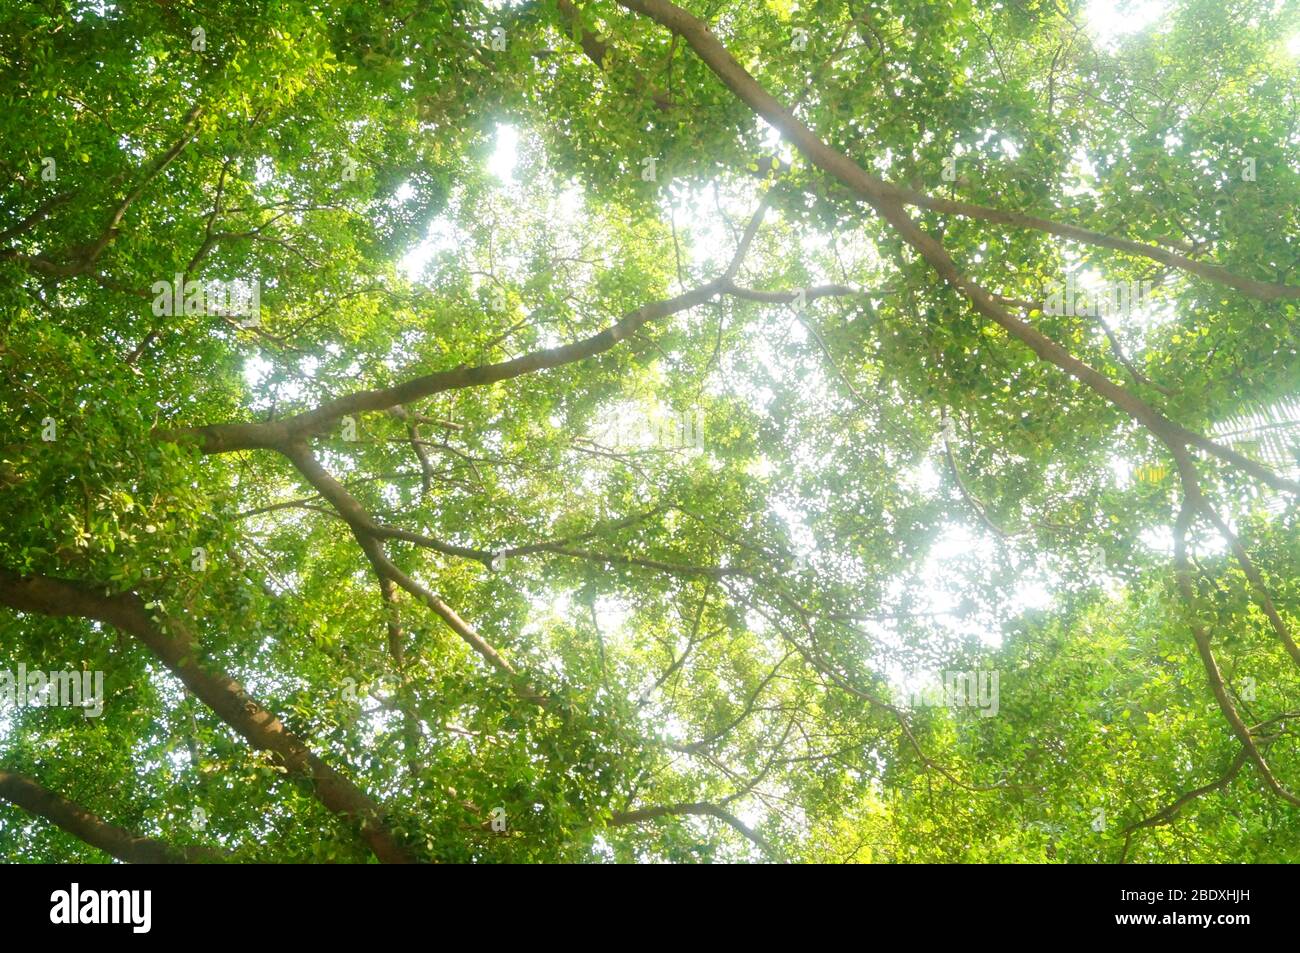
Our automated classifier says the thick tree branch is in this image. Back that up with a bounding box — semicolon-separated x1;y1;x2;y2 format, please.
1117;746;1249;863
156;203;773;456
0;769;225;864
0;569;417;862
157;279;730;453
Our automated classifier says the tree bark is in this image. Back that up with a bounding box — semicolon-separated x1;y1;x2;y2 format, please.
0;569;417;863
0;769;224;864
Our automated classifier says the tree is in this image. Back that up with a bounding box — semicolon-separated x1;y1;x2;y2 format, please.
0;0;1297;863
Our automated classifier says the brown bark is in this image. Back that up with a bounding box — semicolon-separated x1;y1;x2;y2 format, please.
0;769;224;864
155;280;728;454
0;569;417;863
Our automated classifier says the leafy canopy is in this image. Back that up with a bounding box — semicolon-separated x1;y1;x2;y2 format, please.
1;0;1299;863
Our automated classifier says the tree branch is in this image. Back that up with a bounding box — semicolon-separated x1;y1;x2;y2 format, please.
0;569;417;862
0;769;225;864
608;801;775;857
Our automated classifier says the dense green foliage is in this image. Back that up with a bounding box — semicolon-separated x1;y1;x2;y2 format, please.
1;0;1298;863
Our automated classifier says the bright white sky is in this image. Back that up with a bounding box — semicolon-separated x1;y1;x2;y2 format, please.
1086;0;1171;43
